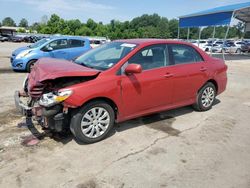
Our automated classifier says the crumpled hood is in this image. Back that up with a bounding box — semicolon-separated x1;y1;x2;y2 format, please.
12;46;29;56
29;57;100;82
28;58;100;97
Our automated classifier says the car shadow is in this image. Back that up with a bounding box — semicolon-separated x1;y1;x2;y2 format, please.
110;98;221;137
22;99;221;145
22;117;74;145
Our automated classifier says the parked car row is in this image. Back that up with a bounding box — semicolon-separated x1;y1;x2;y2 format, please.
190;39;250;53
0;34;49;43
0;35;9;42
1;33;111;45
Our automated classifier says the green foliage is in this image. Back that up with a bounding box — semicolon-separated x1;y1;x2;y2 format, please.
4;13;244;40
2;17;16;26
19;18;28;28
17;28;26;33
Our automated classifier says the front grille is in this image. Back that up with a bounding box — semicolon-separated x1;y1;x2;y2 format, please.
29;83;44;98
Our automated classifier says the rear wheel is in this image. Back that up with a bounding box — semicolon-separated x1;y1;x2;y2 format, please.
26;60;37;72
70;101;115;144
193;82;216;111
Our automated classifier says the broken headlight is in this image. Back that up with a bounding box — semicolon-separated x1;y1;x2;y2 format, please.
39;89;73;107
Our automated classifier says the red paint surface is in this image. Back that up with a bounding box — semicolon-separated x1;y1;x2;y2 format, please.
28;39;227;123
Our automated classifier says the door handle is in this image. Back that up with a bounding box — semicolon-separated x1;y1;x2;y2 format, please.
164;73;174;78
200;67;207;72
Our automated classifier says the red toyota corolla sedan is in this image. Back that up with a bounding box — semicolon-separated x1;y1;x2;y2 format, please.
15;39;227;143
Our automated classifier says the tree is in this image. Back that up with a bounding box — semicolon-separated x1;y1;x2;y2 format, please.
24;13;244;39
17;28;26;33
86;19;97;30
67;19;82;35
41;15;48;24
46;14;66;34
19;18;28;28
168;19;179;38
2;17;16;26
75;25;92;36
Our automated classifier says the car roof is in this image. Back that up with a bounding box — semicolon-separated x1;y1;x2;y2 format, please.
49;36;88;41
114;38;192;46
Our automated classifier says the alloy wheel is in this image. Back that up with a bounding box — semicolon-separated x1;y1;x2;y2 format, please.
81;107;110;138
201;87;215;108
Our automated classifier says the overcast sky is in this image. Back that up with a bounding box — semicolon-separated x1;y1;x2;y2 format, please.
0;0;249;25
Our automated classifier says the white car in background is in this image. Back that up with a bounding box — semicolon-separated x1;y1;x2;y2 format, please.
234;41;249;52
191;40;211;51
88;37;111;48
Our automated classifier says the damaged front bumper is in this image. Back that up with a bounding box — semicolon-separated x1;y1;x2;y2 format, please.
14;90;32;116
14;90;69;132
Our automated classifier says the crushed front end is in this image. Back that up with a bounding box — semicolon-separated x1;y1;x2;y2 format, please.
14;76;72;132
14;58;100;134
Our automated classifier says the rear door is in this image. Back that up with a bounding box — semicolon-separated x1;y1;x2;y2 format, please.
67;39;89;60
120;44;174;118
168;44;209;105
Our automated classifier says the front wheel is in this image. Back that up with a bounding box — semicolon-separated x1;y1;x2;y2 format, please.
193;82;216;111
70;101;115;144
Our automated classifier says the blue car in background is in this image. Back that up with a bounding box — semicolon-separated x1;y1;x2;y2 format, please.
11;36;91;72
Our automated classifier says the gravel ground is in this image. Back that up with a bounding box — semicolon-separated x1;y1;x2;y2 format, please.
0;42;250;188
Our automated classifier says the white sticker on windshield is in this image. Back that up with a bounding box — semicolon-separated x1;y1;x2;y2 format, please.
108;63;113;67
121;43;136;48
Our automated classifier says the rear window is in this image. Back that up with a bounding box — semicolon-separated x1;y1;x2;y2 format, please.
90;40;101;45
170;44;204;65
68;39;85;48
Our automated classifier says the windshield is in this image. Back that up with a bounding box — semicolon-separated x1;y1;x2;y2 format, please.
29;38;51;48
74;42;137;70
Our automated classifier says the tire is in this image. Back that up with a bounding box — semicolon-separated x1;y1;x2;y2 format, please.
70;101;115;144
193;82;216;111
26;59;37;72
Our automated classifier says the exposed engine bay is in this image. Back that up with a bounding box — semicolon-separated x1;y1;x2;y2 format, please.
16;74;98;133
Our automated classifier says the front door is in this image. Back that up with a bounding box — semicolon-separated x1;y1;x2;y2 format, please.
120;44;174;119
46;39;69;60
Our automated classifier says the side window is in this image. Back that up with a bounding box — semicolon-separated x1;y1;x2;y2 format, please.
128;44;169;70
170;44;203;65
48;39;68;50
90;40;101;45
68;39;85;48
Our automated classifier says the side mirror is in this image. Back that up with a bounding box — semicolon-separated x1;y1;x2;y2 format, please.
125;64;142;74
